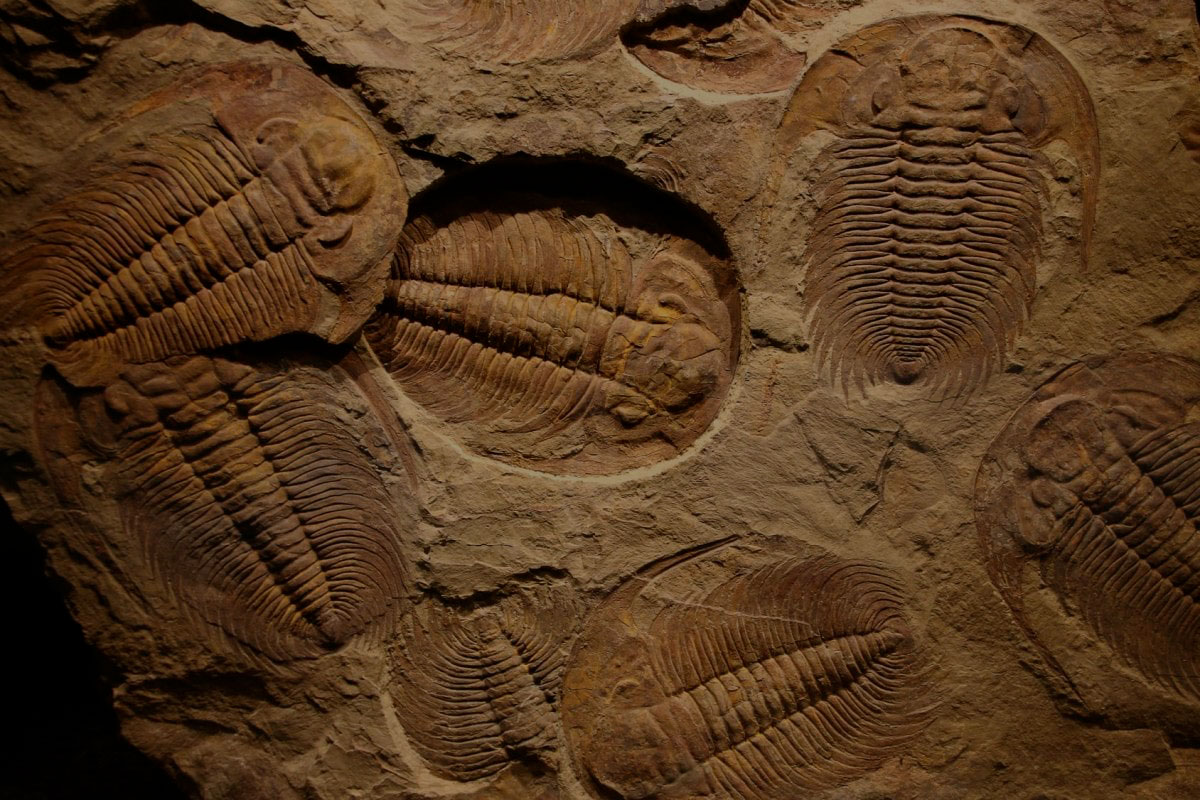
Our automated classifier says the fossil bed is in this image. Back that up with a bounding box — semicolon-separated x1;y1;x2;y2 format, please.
1;0;1200;798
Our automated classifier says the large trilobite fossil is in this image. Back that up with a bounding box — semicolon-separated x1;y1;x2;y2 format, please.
772;16;1099;398
365;161;740;476
2;62;406;386
977;353;1200;709
35;353;412;662
387;583;577;783
561;540;933;799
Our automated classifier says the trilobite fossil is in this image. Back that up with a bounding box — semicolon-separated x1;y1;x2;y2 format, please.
977;353;1200;705
772;16;1098;397
365;163;739;475
388;583;577;782
59;353;411;661
561;540;933;799
397;0;639;61
4;62;406;387
623;0;815;94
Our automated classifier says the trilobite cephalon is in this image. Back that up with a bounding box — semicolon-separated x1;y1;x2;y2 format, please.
771;15;1099;398
364;162;740;475
387;584;577;782
561;540;933;799
3;61;406;387
976;353;1200;705
622;0;813;94
57;354;410;661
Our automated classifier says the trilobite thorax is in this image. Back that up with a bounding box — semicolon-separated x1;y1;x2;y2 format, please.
387;584;577;782
561;543;933;799
78;354;409;661
977;354;1200;707
777;17;1098;397
365;167;739;475
5;63;406;386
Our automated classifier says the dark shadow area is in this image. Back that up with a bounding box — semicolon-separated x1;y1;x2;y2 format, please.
0;498;186;800
623;0;753;40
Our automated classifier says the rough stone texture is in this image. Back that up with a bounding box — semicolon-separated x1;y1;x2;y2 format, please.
0;1;1199;798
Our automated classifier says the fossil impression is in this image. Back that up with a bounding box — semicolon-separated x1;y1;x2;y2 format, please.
396;0;640;61
623;0;817;94
561;542;933;799
365;166;739;475
977;353;1200;704
54;354;410;661
4;62;406;387
774;16;1098;397
388;584;576;782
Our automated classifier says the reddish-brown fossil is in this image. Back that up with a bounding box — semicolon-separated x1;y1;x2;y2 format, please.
977;353;1200;703
4;62;406;386
561;542;933;799
387;584;577;782
365;163;740;475
772;16;1099;398
37;353;411;662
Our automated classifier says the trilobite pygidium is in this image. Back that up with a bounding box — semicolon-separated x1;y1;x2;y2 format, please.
365;163;739;475
3;61;406;387
387;584;576;783
772;16;1098;398
977;354;1200;705
68;354;410;661
561;540;933;799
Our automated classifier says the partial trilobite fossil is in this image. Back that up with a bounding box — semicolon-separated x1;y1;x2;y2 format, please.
397;0;640;61
772;16;1098;397
977;353;1200;705
47;354;411;661
623;0;819;94
3;62;406;387
365;163;740;475
561;540;933;799
388;583;577;783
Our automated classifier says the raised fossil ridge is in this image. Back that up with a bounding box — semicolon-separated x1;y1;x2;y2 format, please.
561;542;933;799
977;353;1200;706
3;62;405;387
772;15;1099;398
80;354;409;661
366;166;739;475
388;584;577;783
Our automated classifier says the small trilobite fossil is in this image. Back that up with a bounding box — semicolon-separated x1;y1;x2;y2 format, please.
561;540;933;799
66;354;410;661
977;353;1200;704
397;0;640;61
623;0;817;94
365;164;739;475
4;62;406;387
387;583;577;782
772;16;1099;397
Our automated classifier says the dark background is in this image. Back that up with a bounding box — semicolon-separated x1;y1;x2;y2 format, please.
0;498;185;800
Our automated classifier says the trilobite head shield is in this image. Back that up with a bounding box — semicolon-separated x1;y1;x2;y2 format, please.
774;14;1098;247
600;250;731;429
